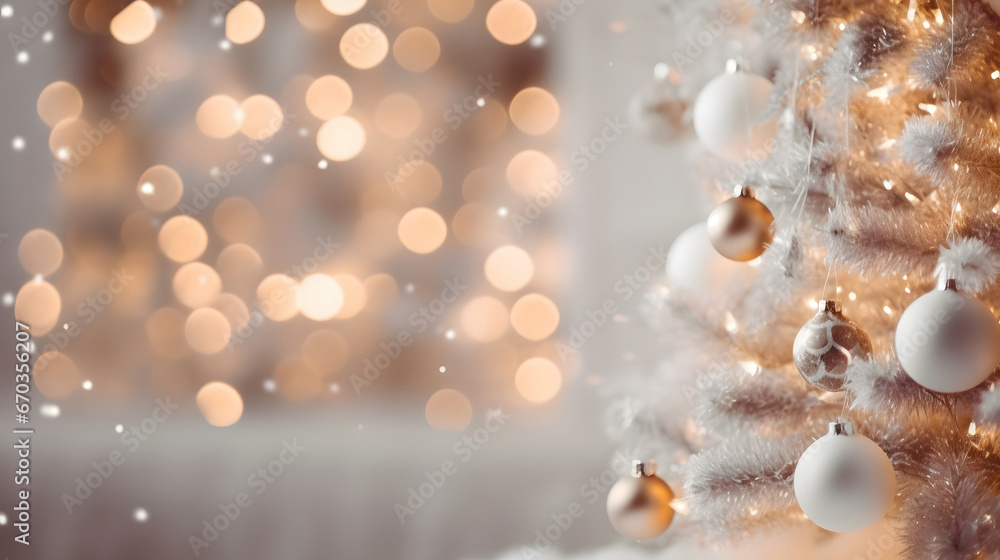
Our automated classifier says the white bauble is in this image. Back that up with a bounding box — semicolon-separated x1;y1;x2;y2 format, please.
692;71;776;159
666;222;756;300
794;423;896;533
894;284;1000;393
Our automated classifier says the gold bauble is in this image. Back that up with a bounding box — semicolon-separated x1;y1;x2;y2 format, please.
706;186;774;261
607;462;675;540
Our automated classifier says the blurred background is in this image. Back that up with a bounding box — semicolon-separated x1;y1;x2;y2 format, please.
0;0;717;558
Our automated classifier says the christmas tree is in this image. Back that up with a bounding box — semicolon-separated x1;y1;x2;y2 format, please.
602;0;1000;558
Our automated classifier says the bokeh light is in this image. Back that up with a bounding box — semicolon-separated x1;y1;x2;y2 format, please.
37;81;83;127
461;296;509;342
305;75;353;120
374;92;422;138
398;208;447;254
173;262;223;308
317;116;366;161
393;27;441;72
321;0;366;15
18;229;63;276
506;150;558;196
240;95;284;140
33;351;79;400
257;274;299;321
185;308;232;355
15;279;61;336
301;329;349;375
225;1;266;45
196;382;244;427
296;274;344;321
509;293;559;340
211;293;251;331
485;245;535;292
109;0;157;45
274;357;323;400
146;308;189;359
515;357;561;404
509;87;560;135
158;216;209;263
196;95;244;139
295;0;336;31
340;23;389;69
428;0;474;22
213;197;262;243
486;0;537;45
425;388;473;431
216;243;264;295
331;274;366;318
392;161;443;204
137;165;184;212
452;203;502;246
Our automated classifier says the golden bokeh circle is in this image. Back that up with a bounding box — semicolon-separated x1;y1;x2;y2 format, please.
110;0;157;44
196;382;244;427
295;0;336;31
225;1;266;45
425;388;473;431
146;307;189;359
332;274;367;319
509;87;560;135
392;160;443;204
461;296;509;342
296;274;344;321
185;307;232;355
240;95;284;140
393;27;441;73
486;0;537;45
15;280;61;336
340;23;389;69
306;75;353;120
173;262;223;308
212;293;251;331
158;216;209;263
37;81;83;127
506;150;558;196
485;245;535;292
137;164;184;212
18;229;64;276
301;329;350;375
317;116;366;161
256;274;299;321
216;243;264;294
428;0;474;22
510;293;559;341
321;0;366;15
515;357;562;404
197;95;244;139
398;207;447;254
213;196;262;243
33;351;80;400
374;92;423;139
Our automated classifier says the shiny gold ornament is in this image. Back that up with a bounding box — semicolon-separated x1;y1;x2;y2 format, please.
793;300;872;392
706;186;774;261
607;461;675;540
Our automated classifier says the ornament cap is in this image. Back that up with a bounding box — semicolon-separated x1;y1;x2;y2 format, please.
632;460;657;477
818;299;842;314
733;184;755;198
828;421;855;436
939;278;960;292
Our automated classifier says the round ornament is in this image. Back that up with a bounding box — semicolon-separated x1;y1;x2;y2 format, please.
794;422;896;533
628;79;688;142
666;222;757;299
706;186;774;262
793;300;872;392
607;461;675;540
895;280;1000;393
692;66;775;159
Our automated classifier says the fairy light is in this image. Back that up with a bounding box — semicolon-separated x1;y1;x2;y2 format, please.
12;136;24;150
82;380;93;390
867;87;889;100
993;70;1000;80
918;103;937;114
838;22;846;30
808;299;818;310
115;424;124;433
16;51;29;64
932;9;944;25
724;311;738;333
790;11;806;24
883;180;894;190
922;21;930;29
969;422;977;436
848;292;857;301
134;508;149;522
738;361;761;376
883;305;893;315
0;5;11;17
904;192;919;203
